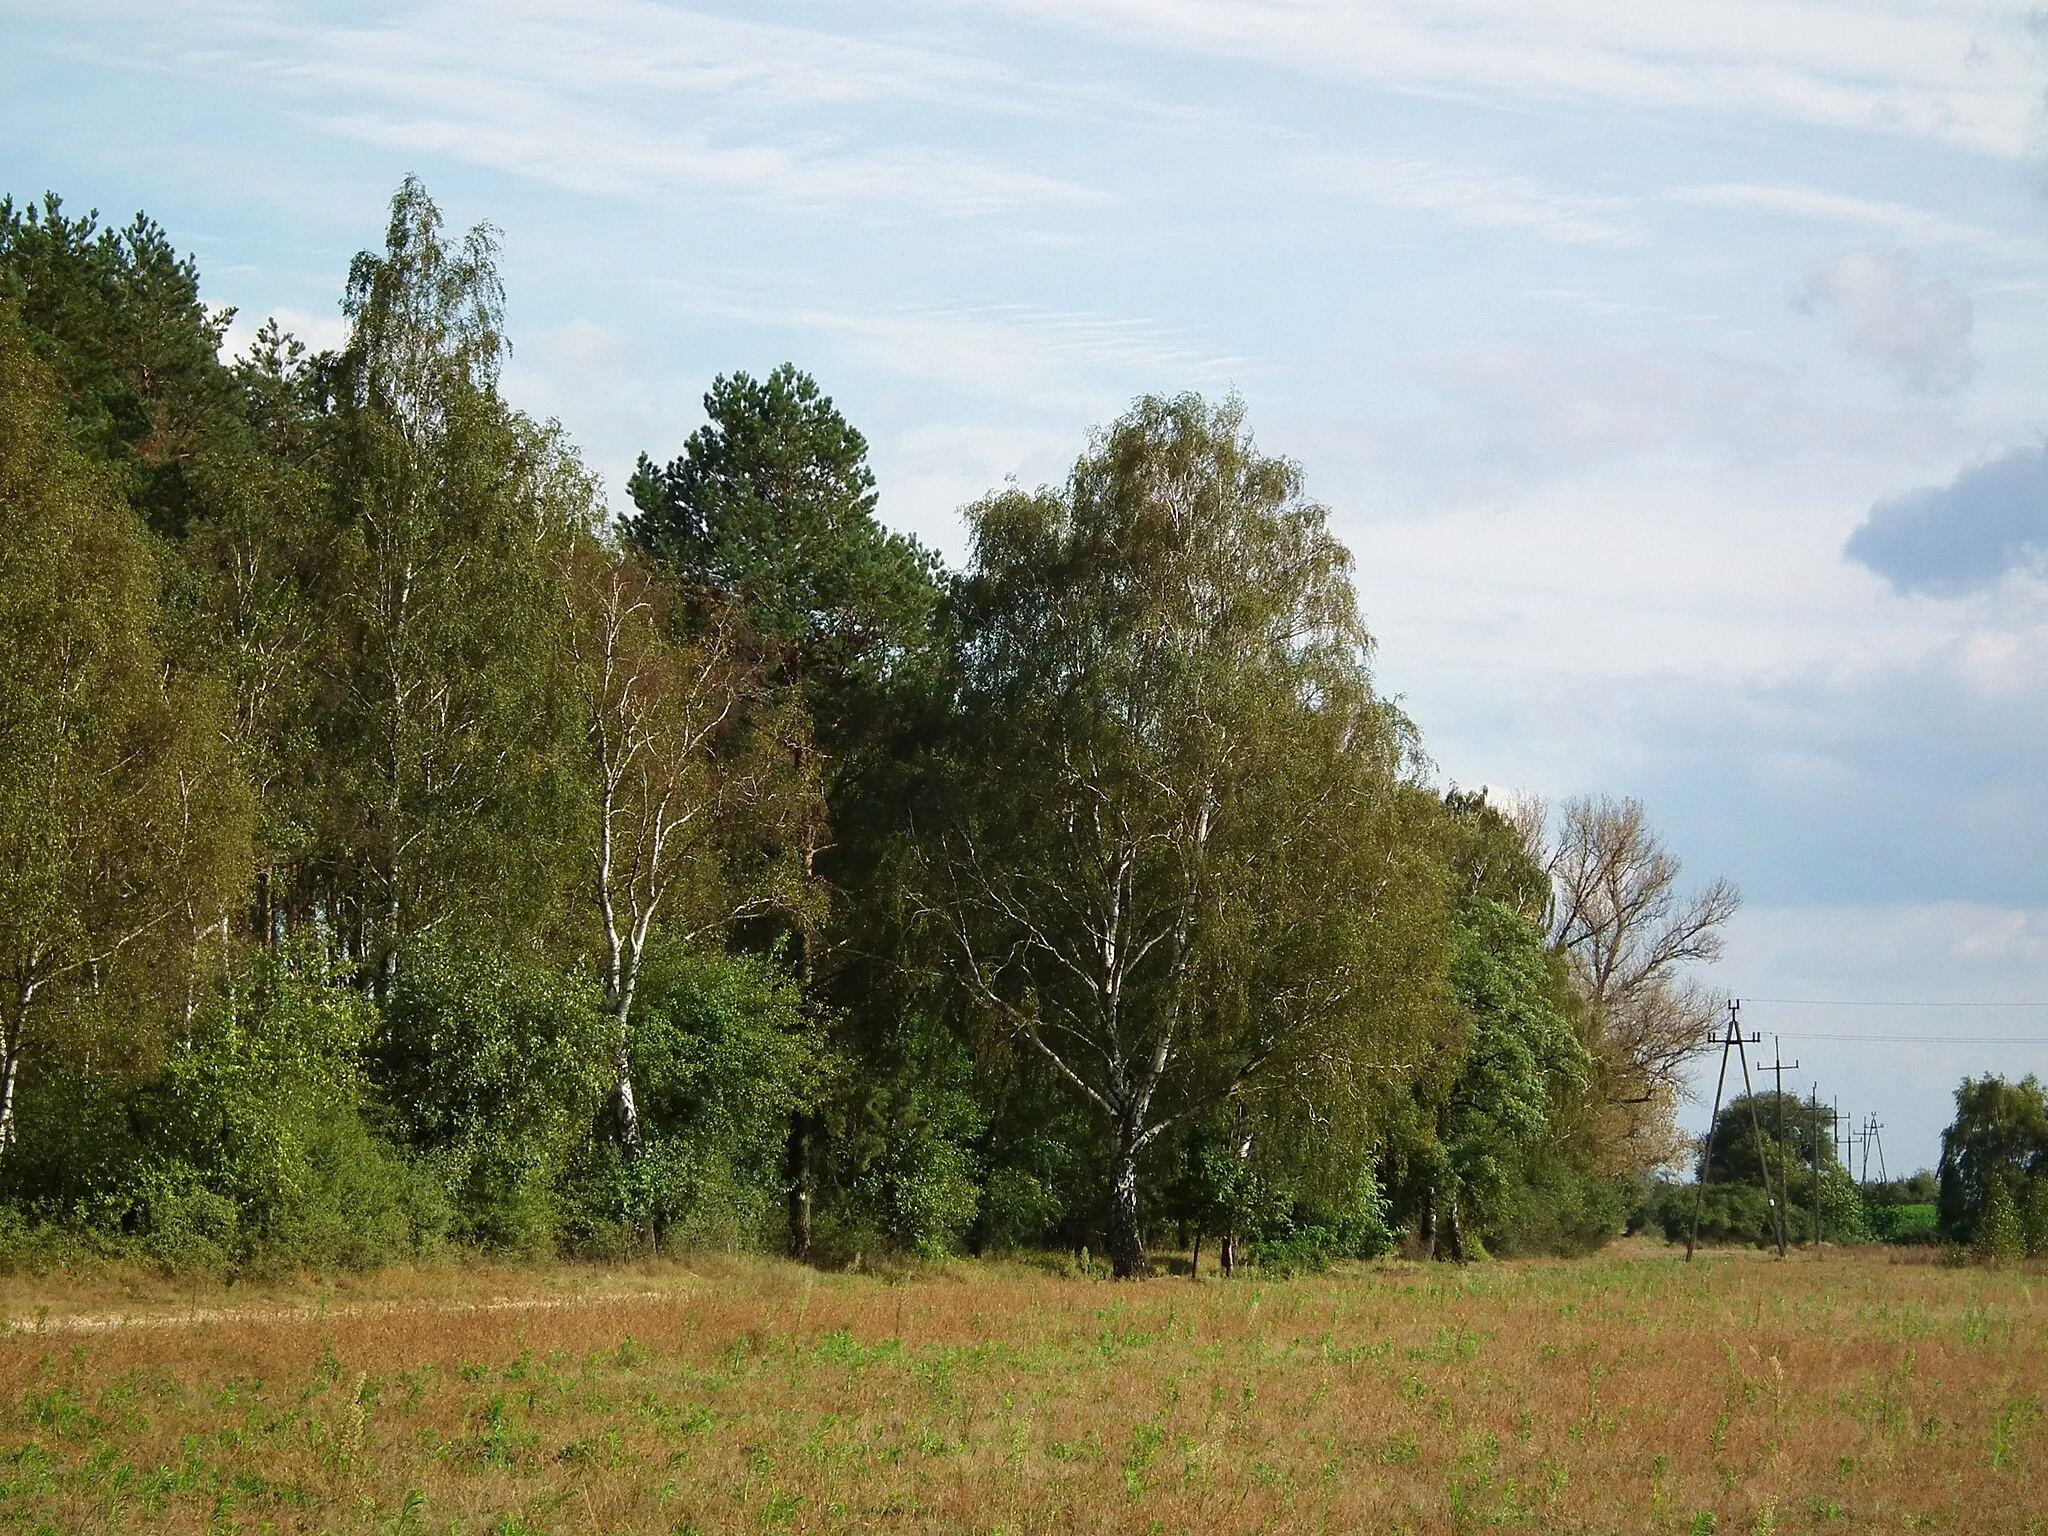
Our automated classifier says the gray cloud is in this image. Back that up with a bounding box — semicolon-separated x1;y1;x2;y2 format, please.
1802;251;1974;392
1847;444;2048;595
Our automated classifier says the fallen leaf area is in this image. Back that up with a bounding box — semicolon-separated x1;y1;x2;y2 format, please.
0;1246;2041;1534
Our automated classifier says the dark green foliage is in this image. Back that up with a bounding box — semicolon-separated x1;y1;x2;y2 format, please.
379;940;612;1253
626;364;937;689
1644;1160;1871;1249
1388;791;1606;1260
1937;1075;2048;1244
1245;1172;1395;1275
1484;1154;1628;1258
1441;899;1590;1232
1;180;1780;1277
562;946;825;1253
128;949;441;1269
1700;1091;1829;1190
1;947;438;1273
820;1014;983;1260
1866;1170;1939;1208
1651;1180;1780;1248
0;193;243;535
1865;1202;1939;1245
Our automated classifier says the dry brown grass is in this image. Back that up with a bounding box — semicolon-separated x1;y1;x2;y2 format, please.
0;1241;2042;1534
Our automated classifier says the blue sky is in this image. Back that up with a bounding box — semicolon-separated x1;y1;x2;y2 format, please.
10;0;2048;1170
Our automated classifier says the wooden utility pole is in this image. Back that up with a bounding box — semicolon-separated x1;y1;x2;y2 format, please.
1809;1084;1825;1252
1755;1037;1798;1259
1688;1001;1780;1261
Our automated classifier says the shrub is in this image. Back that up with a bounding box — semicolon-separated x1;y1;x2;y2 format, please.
0;944;440;1274
1249;1170;1394;1276
2023;1178;2048;1257
821;1014;982;1260
1866;1203;1940;1246
1977;1176;2025;1263
381;938;613;1255
976;1167;1066;1252
1486;1155;1627;1257
559;945;825;1255
1656;1182;1779;1248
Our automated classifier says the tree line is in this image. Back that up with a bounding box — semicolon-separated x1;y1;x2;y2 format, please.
1630;1073;2048;1259
0;179;1742;1277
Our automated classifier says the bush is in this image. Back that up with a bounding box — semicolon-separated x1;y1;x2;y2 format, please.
1866;1203;1940;1245
381;938;613;1255
2024;1178;2048;1257
1654;1181;1779;1248
559;945;825;1255
1248;1171;1394;1276
0;945;441;1274
976;1167;1066;1252
820;1014;982;1260
1977;1176;2025;1263
1487;1156;1627;1257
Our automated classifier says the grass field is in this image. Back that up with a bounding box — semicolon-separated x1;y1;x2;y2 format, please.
0;1243;2042;1534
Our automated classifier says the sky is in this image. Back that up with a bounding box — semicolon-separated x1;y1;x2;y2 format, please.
8;0;2048;1173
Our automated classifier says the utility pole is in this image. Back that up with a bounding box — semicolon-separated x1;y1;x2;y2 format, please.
1867;1113;1888;1185
1810;1084;1824;1253
1688;1001;1780;1261
1755;1036;1798;1259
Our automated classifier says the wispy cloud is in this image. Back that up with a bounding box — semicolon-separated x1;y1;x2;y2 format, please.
1670;182;2044;263
322;110;1099;216
135;0;1109;217
1309;153;1636;245
677;292;1243;408
991;0;2043;158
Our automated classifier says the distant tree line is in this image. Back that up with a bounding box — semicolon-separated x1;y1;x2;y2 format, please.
1636;1073;2048;1259
0;180;1743;1277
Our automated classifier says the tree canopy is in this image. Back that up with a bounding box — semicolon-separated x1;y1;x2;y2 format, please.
0;178;1759;1275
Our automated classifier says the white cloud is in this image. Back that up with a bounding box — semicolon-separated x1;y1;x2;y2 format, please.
1802;251;1975;392
157;0;1107;217
216;304;349;359
990;0;2043;158
1951;908;2048;960
681;294;1243;410
1668;182;2038;260
321;110;1098;216
1308;153;1636;245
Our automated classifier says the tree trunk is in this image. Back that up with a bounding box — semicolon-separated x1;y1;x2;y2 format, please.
1190;1229;1202;1280
1219;1229;1236;1277
1419;1184;1438;1261
1443;1195;1466;1263
611;1021;642;1161
377;879;400;1003
786;1112;812;1260
1107;1130;1145;1278
0;982;31;1158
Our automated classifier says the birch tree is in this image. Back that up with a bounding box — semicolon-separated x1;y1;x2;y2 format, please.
323;178;590;987
929;394;1416;1277
565;542;803;1161
0;309;249;1155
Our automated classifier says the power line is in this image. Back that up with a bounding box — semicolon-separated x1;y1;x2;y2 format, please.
1743;997;2048;1008
1769;1031;2048;1045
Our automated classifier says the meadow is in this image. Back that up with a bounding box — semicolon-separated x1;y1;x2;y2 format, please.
0;1244;2041;1535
